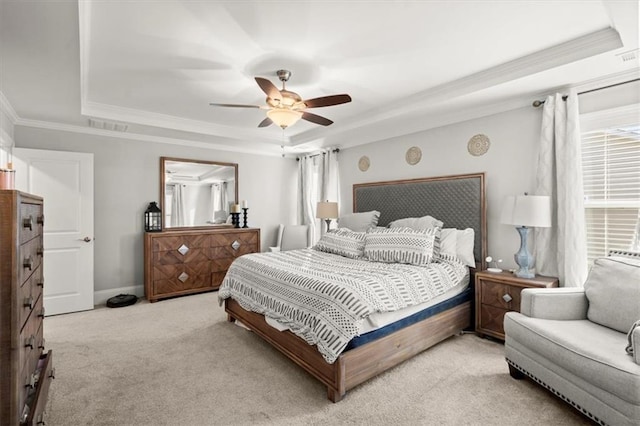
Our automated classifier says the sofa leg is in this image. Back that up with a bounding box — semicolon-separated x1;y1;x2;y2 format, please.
508;364;525;380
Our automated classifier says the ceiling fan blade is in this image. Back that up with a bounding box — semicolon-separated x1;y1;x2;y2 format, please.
255;77;281;101
209;103;261;108
303;94;352;108
302;112;333;126
258;117;273;128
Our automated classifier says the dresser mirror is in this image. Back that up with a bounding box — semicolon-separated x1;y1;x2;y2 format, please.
160;157;238;230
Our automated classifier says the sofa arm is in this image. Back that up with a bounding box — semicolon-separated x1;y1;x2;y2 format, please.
520;288;588;320
632;324;640;365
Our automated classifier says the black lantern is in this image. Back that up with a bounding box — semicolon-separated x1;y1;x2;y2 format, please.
144;202;162;232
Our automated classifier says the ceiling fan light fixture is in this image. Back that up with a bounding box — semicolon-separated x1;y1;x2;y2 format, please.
267;108;303;129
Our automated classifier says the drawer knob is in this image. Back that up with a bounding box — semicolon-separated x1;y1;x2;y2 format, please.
37;278;44;288
49;368;56;380
38;338;45;350
37;247;44;256
178;272;189;282
38;307;46;318
23;215;33;230
23;255;33;270
177;244;189;255
25;335;35;349
231;240;241;250
37;214;45;225
24;296;35;309
502;293;513;303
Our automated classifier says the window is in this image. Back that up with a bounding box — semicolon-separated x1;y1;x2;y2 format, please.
581;108;640;264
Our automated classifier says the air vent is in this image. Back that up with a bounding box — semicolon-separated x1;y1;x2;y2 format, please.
88;118;128;132
616;49;638;62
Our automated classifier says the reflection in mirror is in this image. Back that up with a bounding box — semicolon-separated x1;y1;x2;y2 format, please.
161;157;238;229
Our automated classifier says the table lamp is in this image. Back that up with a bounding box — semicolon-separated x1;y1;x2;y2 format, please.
316;201;338;232
500;194;551;278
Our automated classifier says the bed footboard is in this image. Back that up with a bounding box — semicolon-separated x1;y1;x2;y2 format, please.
224;298;470;402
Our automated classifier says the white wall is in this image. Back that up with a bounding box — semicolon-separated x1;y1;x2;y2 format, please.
14;126;298;296
339;106;540;270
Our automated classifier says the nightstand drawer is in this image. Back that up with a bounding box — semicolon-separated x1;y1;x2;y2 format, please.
479;304;509;336
479;280;522;311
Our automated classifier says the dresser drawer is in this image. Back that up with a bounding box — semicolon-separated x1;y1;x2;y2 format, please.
18;268;43;333
152;247;209;265
22;351;54;426
210;243;258;259
18;238;44;285
152;234;210;252
210;231;259;248
479;280;522;311
479;304;509;336
153;273;213;296
19;203;44;245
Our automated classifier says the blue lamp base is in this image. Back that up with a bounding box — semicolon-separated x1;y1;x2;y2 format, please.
514;226;535;279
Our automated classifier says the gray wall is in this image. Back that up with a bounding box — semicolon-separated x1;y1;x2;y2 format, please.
14;126;298;298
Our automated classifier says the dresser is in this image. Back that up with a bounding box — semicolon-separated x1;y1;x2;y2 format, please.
0;190;54;425
144;227;260;302
475;270;558;340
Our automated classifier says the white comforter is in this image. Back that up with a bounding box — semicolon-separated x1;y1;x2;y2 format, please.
218;248;468;364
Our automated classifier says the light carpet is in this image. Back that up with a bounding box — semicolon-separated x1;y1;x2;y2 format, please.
43;292;590;425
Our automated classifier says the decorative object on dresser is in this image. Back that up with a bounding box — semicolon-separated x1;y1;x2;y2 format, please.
485;256;503;273
0;190;54;425
316;201;338;232
144;227;260;302
144;201;162;232
475;270;558;340
241;200;249;228
500;193;551;278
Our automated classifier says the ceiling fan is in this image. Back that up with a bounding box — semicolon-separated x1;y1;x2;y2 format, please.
209;69;352;129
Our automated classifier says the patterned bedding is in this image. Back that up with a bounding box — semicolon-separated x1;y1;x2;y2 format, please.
218;248;469;364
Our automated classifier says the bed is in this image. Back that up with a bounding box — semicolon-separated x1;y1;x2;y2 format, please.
220;172;486;402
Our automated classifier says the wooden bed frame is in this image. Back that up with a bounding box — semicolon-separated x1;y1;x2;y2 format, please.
224;172;486;402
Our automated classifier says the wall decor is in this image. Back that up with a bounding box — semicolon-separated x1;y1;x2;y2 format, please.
405;146;422;165
467;134;491;156
358;156;370;172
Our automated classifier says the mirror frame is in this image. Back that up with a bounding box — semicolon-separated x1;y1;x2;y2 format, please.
160;156;239;231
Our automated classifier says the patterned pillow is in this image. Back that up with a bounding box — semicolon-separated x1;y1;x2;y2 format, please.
364;227;440;266
314;228;366;259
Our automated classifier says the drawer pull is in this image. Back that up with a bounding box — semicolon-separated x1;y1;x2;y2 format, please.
24;296;35;309
24;255;33;271
38;307;46;318
23;215;34;230
37;214;45;225
37;247;44;256
178;272;189;282
37;411;47;425
502;293;513;303
37;278;44;288
25;335;35;349
231;240;241;250
177;244;189;255
49;368;56;380
38;338;45;350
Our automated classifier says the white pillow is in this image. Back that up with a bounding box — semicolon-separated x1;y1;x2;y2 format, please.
338;211;380;232
456;228;475;267
440;228;457;256
364;227;440;266
314;228;366;259
388;215;443;230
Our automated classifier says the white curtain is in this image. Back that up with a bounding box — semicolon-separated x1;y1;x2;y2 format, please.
171;184;186;227
210;182;228;223
297;149;339;243
632;210;640;252
534;90;588;287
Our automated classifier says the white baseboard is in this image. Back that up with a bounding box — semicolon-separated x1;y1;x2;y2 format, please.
94;285;145;306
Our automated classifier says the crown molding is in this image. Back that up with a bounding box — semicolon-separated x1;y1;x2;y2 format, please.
13;117;284;157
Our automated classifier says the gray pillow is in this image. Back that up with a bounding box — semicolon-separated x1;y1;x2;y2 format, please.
584;256;640;333
314;228;366;259
338;211;380;232
364;226;440;266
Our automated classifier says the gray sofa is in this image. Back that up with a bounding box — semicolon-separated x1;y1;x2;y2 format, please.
504;256;640;425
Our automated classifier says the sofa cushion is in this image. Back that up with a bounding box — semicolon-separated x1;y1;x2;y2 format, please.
584;256;640;334
504;312;640;405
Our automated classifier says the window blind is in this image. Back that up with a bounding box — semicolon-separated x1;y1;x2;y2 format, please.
582;126;640;263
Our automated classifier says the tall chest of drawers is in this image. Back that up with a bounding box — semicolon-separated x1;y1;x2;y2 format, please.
0;191;54;425
144;227;260;302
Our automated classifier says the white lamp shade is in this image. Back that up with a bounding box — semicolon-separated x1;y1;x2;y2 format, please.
500;195;551;228
267;108;303;129
316;201;338;219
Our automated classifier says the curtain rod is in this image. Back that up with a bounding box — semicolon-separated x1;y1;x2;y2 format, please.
296;148;340;161
532;77;640;107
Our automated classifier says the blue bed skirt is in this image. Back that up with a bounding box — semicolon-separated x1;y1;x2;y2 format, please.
345;287;471;351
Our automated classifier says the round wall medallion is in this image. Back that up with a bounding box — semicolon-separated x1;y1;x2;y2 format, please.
405;146;422;165
467;134;491;156
358;156;370;172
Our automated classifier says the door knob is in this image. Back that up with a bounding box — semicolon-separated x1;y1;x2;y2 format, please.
80;237;93;242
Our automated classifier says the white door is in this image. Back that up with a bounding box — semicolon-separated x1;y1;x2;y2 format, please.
13;148;94;316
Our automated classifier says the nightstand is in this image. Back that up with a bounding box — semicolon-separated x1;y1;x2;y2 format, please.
475;270;558;340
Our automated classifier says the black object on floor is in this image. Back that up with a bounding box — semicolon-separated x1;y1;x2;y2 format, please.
106;294;138;308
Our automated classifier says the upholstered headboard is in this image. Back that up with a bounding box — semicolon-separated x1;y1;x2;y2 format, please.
353;173;487;270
